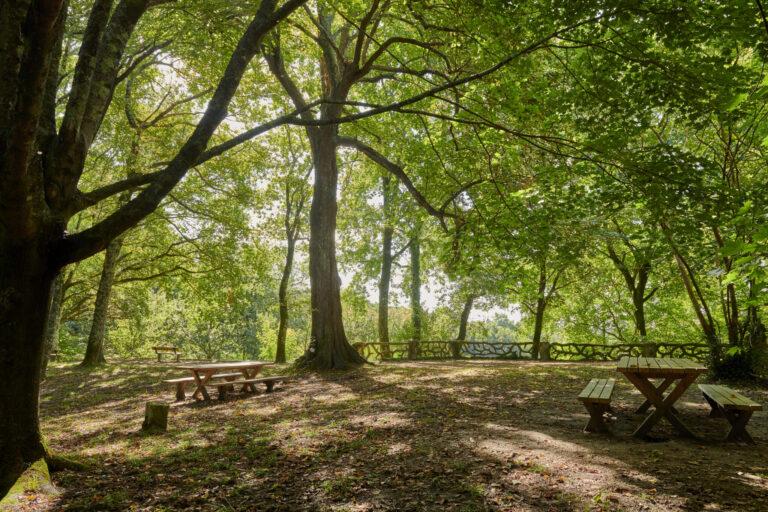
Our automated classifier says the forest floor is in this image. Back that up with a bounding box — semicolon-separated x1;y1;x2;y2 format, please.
17;360;768;511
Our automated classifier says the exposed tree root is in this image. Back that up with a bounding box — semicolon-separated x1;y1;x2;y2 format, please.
0;458;56;507
45;453;86;473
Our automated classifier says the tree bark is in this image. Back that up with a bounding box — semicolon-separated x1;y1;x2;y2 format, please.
409;233;422;359
81;236;124;366
378;175;393;358
299;125;366;369
453;295;474;359
632;265;649;338
673;251;720;357
723;282;740;346
41;272;65;377
276;236;295;364
531;267;547;360
0;239;58;496
606;243;652;339
661;223;720;358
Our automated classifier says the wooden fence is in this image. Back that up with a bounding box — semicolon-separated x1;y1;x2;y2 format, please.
352;340;710;363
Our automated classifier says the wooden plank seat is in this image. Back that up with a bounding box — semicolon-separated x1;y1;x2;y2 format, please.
699;384;762;443
163;372;242;401
215;376;292;400
153;345;182;362
578;378;615;433
249;375;292;392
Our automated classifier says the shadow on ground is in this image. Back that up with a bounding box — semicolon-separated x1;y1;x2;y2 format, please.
25;360;768;511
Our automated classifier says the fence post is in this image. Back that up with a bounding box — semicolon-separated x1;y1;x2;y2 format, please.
539;341;551;361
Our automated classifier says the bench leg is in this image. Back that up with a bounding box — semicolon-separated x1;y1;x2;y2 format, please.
265;381;275;393
157;353;162;362
584;402;610;434
723;410;754;444
175;383;186;402
703;394;724;418
217;385;228;401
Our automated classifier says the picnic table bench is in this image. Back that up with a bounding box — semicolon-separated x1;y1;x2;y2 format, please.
578;378;615;433
699;384;762;444
164;372;241;401
168;361;290;402
153;346;182;362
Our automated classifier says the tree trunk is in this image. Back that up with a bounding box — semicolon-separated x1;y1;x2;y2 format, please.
41;272;65;377
276;237;295;364
531;268;547;359
723;282;740;346
632;281;648;338
673;252;721;359
409;233;422;359
453;295;474;358
0;238;58;496
81;236;124;367
299;126;366;370
632;292;647;338
378;175;393;359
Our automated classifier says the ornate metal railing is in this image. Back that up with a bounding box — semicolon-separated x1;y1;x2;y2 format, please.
353;340;711;363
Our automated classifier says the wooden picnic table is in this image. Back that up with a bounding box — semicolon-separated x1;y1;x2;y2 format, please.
177;361;273;401
616;356;707;439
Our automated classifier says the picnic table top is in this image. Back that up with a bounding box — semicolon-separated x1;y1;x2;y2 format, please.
177;361;274;371
616;356;707;375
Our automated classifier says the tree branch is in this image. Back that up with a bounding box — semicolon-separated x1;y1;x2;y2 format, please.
336;136;457;224
55;0;307;265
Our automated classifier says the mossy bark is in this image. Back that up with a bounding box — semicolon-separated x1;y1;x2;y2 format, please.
141;402;169;433
0;458;55;507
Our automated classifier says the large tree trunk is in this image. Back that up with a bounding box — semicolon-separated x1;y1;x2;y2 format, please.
81;236;124;367
409;233;422;359
276;237;295;364
531;268;547;359
377;175;393;359
452;295;474;359
299;126;366;369
0;238;58;496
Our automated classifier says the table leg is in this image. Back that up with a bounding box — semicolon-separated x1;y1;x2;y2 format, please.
636;377;674;414
238;369;252;393
191;369;213;401
625;373;699;439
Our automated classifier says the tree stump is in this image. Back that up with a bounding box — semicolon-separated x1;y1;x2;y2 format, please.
142;402;169;433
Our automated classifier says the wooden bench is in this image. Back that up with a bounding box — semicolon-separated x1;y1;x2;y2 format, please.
163;372;241;401
250;375;291;392
215;375;292;400
699;384;762;443
578;378;615;433
153;346;182;362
